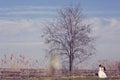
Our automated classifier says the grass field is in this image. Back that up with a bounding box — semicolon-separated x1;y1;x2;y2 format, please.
0;76;120;80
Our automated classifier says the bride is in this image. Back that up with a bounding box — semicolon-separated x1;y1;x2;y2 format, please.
98;64;107;78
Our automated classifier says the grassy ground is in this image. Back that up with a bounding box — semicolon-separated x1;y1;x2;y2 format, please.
0;76;120;80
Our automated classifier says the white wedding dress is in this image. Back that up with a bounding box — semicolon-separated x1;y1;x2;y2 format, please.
98;67;107;78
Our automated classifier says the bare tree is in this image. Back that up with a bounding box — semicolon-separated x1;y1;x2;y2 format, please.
99;59;120;71
43;4;95;75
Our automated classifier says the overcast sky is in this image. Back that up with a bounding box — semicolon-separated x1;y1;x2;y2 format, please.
0;0;120;69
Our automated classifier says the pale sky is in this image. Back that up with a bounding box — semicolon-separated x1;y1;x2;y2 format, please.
0;0;120;69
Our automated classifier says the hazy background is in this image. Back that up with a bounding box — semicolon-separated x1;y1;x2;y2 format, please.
0;0;120;69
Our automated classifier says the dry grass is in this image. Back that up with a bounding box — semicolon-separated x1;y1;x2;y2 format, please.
0;76;120;80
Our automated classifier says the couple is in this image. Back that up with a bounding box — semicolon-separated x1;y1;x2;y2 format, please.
98;64;107;78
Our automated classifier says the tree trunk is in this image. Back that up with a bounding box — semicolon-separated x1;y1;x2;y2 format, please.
69;55;73;76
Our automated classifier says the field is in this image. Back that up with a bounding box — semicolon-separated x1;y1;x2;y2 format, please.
0;76;120;80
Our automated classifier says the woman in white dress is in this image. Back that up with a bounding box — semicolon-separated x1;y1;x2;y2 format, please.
98;64;107;78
